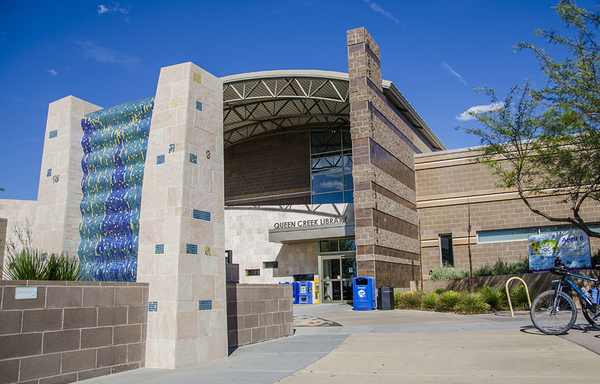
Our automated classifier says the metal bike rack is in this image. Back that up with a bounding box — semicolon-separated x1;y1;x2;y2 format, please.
505;277;532;318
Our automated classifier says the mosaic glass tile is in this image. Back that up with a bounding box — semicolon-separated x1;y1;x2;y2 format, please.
168;144;175;153
193;210;211;221
205;246;211;256
156;154;165;165
47;169;52;177
149;302;158;312
196;101;202;111
190;153;197;164
155;244;164;254
170;98;181;108
186;244;198;254
49;130;58;138
206;150;211;160
52;175;59;183
198;300;212;311
193;73;202;84
79;97;154;282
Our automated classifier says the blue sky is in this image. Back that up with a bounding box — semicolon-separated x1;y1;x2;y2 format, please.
0;0;594;200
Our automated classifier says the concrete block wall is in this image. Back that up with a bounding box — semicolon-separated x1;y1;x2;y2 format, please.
224;133;310;205
226;284;293;348
0;281;148;384
416;148;600;279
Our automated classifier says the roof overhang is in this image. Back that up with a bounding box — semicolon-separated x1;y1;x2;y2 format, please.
221;70;445;151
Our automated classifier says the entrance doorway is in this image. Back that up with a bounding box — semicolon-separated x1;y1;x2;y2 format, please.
320;256;356;302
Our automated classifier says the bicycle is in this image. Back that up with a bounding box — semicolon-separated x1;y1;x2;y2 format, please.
530;256;600;335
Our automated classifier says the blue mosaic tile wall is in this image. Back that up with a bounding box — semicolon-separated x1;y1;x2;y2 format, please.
78;97;154;282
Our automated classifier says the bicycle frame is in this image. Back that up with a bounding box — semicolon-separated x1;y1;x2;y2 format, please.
554;271;599;308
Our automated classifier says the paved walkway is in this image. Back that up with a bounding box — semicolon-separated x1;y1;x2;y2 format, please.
84;304;600;384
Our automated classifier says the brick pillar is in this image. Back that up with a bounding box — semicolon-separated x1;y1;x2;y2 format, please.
347;28;421;289
137;62;227;368
33;96;102;256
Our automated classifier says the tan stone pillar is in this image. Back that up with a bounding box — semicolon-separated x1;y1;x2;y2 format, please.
347;28;421;288
137;62;227;368
33;96;102;256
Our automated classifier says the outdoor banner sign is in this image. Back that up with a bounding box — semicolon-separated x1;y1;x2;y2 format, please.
528;229;592;272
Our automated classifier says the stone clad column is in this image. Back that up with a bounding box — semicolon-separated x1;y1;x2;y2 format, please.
33;96;102;256
347;28;421;288
137;62;226;368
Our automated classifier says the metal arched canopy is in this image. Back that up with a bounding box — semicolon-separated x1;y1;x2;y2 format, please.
221;70;445;151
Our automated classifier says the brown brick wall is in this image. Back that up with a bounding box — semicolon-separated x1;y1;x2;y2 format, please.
226;284;293;348
417;149;600;280
348;28;425;289
224;133;310;205
0;280;148;384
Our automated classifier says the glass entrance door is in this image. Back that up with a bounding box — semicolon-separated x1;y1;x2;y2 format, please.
321;256;356;302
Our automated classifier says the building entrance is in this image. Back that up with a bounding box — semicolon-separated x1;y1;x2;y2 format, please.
320;255;356;302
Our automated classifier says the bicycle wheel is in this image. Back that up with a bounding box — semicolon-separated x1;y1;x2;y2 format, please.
530;290;577;335
580;298;600;330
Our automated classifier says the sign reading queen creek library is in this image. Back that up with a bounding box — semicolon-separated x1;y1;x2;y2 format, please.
272;216;347;229
528;229;592;272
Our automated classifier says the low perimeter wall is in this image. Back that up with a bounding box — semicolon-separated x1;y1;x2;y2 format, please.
226;284;293;348
0;280;149;384
421;270;600;296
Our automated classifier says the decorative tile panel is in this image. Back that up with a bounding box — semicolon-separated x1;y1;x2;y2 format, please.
79;97;154;282
52;175;59;183
46;169;52;177
198;300;212;311
155;244;164;254
48;130;58;138
186;244;198;255
193;209;211;221
196;101;202;111
170;98;181;108
190;153;197;164
193;73;202;84
206;150;211;160
156;154;165;165
168;144;175;153
149;302;158;312
205;246;211;256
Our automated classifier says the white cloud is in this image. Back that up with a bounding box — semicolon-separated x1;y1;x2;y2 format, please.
364;0;400;23
75;41;140;69
441;61;467;85
319;180;344;190
47;69;57;76
98;3;129;14
456;102;505;121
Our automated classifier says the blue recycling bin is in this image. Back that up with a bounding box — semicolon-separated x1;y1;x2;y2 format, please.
353;276;375;311
280;282;300;304
298;281;313;304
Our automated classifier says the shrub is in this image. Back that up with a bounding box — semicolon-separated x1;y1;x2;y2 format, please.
394;292;403;309
437;290;461;311
3;249;46;280
429;265;469;281
473;258;529;277
478;286;506;310
398;292;422;309
434;288;446;295
422;292;438;311
3;249;87;281
510;285;535;310
455;293;490;314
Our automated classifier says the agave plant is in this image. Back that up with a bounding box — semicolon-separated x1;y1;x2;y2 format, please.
3;248;47;280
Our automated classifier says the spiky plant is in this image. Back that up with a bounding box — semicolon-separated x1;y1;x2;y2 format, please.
455;293;490;314
437;290;461;312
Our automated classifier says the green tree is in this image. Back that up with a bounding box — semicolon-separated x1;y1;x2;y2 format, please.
462;0;600;238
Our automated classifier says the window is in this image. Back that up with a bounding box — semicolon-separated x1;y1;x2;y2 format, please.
263;261;278;269
310;127;353;204
439;235;454;267
246;269;260;276
477;224;600;244
319;238;356;254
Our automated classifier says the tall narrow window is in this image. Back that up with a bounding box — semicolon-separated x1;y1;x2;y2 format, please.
440;235;454;267
310;126;353;204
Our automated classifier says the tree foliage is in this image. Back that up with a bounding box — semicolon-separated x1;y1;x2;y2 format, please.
462;0;600;237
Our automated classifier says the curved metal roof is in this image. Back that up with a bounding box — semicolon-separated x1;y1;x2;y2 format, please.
221;70;445;151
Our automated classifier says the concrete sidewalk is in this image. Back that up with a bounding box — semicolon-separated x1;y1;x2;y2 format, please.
83;304;600;384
